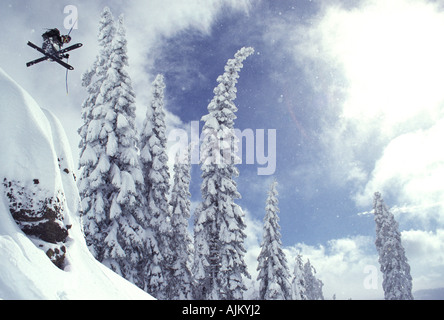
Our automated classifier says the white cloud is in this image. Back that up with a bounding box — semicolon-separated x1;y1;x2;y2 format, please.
403;229;444;268
289;0;444;223
285;236;383;300
355;119;444;223
320;0;444;131
402;229;444;292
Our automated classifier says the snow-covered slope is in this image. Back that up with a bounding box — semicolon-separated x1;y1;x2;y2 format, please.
0;67;153;300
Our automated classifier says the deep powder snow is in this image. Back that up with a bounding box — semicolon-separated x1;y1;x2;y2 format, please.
0;67;152;300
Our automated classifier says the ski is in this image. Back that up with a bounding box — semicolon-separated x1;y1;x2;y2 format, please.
60;43;83;53
26;44;82;67
26;56;48;68
26;43;83;68
27;45;82;67
26;41;75;70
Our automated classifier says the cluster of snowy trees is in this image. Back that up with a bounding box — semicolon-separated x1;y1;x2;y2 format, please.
77;7;237;300
257;180;324;300
77;7;413;301
77;7;319;300
254;189;413;301
79;8;152;293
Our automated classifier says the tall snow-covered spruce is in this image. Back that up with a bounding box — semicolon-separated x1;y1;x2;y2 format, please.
303;259;324;300
78;9;147;290
193;47;254;300
168;147;194;300
79;7;115;115
139;74;171;299
257;180;292;300
291;254;307;300
373;192;413;300
78;5;116;265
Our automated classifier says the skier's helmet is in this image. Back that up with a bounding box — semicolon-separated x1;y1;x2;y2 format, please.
61;35;72;44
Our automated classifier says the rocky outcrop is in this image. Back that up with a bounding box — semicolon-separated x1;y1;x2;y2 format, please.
3;178;70;269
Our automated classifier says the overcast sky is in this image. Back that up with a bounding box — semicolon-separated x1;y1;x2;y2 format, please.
1;0;444;299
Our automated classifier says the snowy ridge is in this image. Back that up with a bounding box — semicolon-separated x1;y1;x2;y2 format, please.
0;67;152;299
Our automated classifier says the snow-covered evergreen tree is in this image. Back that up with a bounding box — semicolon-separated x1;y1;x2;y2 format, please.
257;180;292;300
193;47;254;300
303;259;324;300
78;9;147;290
139;74;171;299
291;254;307;300
78;5;116;263
168;147;194;300
78;7;116;242
373;192;413;300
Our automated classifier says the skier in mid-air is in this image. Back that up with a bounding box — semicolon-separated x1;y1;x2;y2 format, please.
41;28;72;59
26;26;82;72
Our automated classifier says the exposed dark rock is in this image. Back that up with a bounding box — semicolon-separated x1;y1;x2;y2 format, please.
46;246;66;269
2;178;69;269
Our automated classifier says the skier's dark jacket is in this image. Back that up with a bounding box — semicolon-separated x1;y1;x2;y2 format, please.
42;28;65;46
